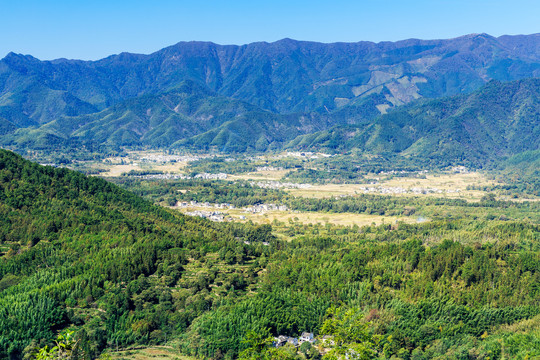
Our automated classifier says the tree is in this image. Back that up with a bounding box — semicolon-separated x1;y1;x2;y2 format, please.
238;328;274;360
320;307;392;360
31;331;87;360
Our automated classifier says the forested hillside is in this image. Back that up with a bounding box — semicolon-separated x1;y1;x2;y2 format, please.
0;149;273;358
288;78;540;167
1;149;540;359
2;77;539;165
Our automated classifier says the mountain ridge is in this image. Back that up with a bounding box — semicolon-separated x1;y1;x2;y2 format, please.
3;33;540;117
1;33;540;164
287;78;540;166
4;77;539;165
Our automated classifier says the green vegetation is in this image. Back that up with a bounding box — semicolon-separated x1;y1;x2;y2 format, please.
288;79;540;167
6;77;540;167
2;38;540;168
2;33;540;360
113;177;540;223
180;219;540;359
0;149;272;359
494;150;540;196
186;158;259;175
1;148;540;360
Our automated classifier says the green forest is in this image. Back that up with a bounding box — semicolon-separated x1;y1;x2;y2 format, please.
1;149;540;359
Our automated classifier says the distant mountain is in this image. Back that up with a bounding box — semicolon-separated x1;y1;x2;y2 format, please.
288;78;540;166
1;34;540;162
0;81;344;152
2;33;540;125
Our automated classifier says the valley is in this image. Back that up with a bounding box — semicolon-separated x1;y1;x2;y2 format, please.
2;130;540;360
0;32;539;360
17;148;539;229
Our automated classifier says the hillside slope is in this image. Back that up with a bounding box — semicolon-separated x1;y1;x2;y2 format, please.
1;81;344;151
0;149;272;358
4;77;539;162
2;151;540;359
288;78;540;166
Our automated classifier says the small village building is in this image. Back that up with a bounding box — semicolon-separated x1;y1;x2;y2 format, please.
287;337;299;346
299;332;315;343
274;335;299;347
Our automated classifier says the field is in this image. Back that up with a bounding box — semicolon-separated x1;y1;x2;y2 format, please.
97;151;191;177
41;150;539;230
66;150;540;229
68;150;502;200
286;172;495;201
173;205;418;227
229;169;292;181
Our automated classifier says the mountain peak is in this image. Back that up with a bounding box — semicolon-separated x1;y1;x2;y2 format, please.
1;52;41;68
275;37;297;44
2;52;26;61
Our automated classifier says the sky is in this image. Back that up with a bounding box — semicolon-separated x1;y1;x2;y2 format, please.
1;0;539;61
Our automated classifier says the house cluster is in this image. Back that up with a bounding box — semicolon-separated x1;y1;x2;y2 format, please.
126;172;229;181
177;201;236;210
242;240;270;246
379;170;429;175
139;154;202;163
358;186;460;195
178;200;288;218
451;166;469;174
184;210;226;222
256;166;284;172
251;181;312;190
284;152;333;159
132;173;190;180
194;172;228;180
274;332;315;348
243;203;288;213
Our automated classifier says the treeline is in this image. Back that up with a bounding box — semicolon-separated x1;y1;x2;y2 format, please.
112;178;287;207
284;168;365;184
283;153;432;184
184;154;436;185
186;158;259;175
121;169;165;176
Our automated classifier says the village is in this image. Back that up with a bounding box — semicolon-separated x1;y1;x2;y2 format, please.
184;210;228;222
179;201;290;222
274;332;316;347
271;332;338;357
125;172;228;180
138;154;203;163
357;185;461;195
250;180;312;190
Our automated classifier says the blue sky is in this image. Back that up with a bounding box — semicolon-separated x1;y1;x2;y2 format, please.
1;0;539;60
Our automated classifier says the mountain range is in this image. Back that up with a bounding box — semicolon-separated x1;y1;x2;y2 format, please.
288;78;540;166
1;33;540;163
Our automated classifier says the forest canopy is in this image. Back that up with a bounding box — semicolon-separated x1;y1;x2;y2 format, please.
0;149;539;359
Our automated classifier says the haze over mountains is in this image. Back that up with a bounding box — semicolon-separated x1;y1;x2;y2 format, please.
0;33;539;163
